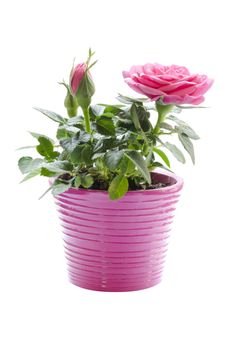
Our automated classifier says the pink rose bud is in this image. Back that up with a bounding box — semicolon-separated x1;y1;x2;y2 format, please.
70;62;95;110
70;63;87;95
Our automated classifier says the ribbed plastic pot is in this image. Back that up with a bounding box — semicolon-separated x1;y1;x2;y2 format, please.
54;170;183;292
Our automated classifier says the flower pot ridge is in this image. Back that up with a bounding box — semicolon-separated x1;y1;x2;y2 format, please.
54;170;183;292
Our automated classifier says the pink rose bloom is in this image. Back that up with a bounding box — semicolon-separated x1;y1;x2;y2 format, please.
70;63;87;94
123;63;213;105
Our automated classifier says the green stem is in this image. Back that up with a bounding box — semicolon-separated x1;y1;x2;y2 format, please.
153;102;174;134
82;107;91;133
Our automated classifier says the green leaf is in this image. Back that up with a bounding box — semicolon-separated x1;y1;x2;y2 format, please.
42;160;73;176
153;148;171;168
16;145;37;151
167;115;200;140
56;125;79;140
99;104;123;115
81;174;94;188
92;152;105;160
96;117;115;136
105;150;124;171
34;107;66;123
160;122;174;131
130;103;151;132
52;180;72;196
66;115;84;126
164;142;185;163
74;175;82;188
119;156;135;175
20;168;41;183
38;186;53;200
117;93;149;104
18;157;43;174
29;132;55;143
90;104;105;117
175;124;200;140
71;144;93;165
60;131;91;153
125;150;151;184
178;133;195;164
108;174;129;200
36;136;59;160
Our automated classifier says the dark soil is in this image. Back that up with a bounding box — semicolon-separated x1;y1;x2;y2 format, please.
58;174;171;191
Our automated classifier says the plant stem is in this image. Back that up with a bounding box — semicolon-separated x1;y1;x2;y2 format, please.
153;102;174;134
82;107;91;133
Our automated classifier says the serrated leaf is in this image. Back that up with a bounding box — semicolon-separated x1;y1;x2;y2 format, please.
164;142;185;163
167;115;200;140
125;150;151;184
105;150;124;170
96;117;115;136
178;133;195;164
34;107;66;123
175;124;200;140
36;136;59;160
18;157;43;174
108;174;129;200
153;148;171;168
119;156;135;175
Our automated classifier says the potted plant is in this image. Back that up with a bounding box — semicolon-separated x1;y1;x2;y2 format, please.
18;50;213;292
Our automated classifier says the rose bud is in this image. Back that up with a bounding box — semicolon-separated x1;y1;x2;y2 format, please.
70;63;95;110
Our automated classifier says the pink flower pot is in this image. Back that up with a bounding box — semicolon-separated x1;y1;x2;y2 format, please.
54;170;183;292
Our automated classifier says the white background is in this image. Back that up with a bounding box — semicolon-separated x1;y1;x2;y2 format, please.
0;0;232;349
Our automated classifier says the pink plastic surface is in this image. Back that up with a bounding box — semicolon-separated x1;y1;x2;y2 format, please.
54;170;183;292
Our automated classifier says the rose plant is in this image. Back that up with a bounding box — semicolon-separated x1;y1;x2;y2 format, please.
18;50;213;200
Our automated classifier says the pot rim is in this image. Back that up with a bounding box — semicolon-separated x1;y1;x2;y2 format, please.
51;169;183;195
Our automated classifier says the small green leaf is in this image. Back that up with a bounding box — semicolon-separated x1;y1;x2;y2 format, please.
81;174;94;188
34;107;66;123
130;103;151;132
160;122;174;131
52;180;72;196
18;157;43;174
117;93;149;104
125;150;151;184
178;133;195;164
108;175;129;200
29;132;55;143
92;152;105;160
42;160;73;175
90;104;105;117
164;142;185;163
120;156;135;175
71;144;93;165
18;156;33;174
96;117;115;136
167;115;200;140
175;124;200;140
16;145;37;151
153;148;171;168
36;136;59;160
20;168;41;183
66;115;84;126
105;150;124;170
74;175;81;188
